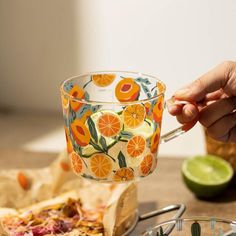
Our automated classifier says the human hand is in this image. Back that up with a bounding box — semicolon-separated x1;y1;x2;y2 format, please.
168;61;236;142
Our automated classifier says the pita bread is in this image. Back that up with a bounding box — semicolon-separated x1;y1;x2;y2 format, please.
0;151;137;235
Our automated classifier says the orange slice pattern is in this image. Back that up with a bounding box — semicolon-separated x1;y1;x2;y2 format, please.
126;135;146;158
151;127;160;153
153;96;164;122
64;127;73;154
140;153;153;176
90;154;112;178
113;168;134;182
71;119;91;147
97;112;121;137
123;104;146;128
69;85;85;112
92;74;116;87
157;81;165;94
70;152;83;174
80;109;92;124
144;102;152;120
115;78;140;102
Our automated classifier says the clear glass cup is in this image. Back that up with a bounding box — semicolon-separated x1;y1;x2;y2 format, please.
142;217;236;236
205;128;236;171
60;71;195;182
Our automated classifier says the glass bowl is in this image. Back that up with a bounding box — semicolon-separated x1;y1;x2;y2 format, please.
142;217;236;236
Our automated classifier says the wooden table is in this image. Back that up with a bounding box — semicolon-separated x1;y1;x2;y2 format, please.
1;150;236;235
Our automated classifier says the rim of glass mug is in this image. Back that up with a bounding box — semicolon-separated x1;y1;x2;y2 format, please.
60;70;198;143
60;70;166;106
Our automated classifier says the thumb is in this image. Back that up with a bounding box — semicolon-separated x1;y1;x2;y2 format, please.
175;61;235;102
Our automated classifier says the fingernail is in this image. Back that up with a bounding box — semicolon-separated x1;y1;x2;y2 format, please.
166;97;175;107
166;97;180;114
175;88;190;98
184;106;198;118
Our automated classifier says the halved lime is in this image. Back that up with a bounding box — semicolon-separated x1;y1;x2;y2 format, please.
182;155;233;198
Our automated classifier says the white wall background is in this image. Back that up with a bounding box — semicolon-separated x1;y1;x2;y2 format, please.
78;0;236;97
1;0;236;156
1;0;236;112
0;0;81;112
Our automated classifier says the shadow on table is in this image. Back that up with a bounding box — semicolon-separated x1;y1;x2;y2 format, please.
129;201;158;235
130;201;182;235
198;181;236;203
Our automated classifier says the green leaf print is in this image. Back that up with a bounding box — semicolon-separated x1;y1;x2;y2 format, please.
68;107;76;124
81;173;98;180
91;104;102;113
141;83;152;99
191;222;201;236
89;139;103;152
77;104;91;118
84;91;90;101
120;130;133;139
87;117;98;143
135;77;151;85
99;136;108;152
135;77;143;83
118;151;127;168
156;226;167;236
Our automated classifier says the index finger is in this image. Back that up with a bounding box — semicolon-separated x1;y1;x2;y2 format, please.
175;61;235;101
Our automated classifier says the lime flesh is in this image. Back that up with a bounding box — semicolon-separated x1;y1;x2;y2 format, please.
182;155;233;198
124;119;154;140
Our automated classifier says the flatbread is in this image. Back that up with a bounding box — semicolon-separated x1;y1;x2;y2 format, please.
0;151;137;236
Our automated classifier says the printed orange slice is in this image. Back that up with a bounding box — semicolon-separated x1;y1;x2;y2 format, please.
150;127;160;153
157;81;165;94
123;104;146;128
71;119;91;147
64;127;73;154
115;78;140;102
113;167;134;182
92;74;116;87
144;102;152;120
126;135;146;158
69;85;85;112
80;109;92;124
97;112;122;137
90;154;112;179
70;152;83;174
140;153;154;176
153;96;164;122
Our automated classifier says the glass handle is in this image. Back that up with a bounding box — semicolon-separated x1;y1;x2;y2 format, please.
139;204;186;221
160;100;198;143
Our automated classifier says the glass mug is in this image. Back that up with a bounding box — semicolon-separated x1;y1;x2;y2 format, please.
60;71;196;183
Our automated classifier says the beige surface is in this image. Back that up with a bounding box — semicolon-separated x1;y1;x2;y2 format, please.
0;111;63;150
0;0;80;111
1;150;236;235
